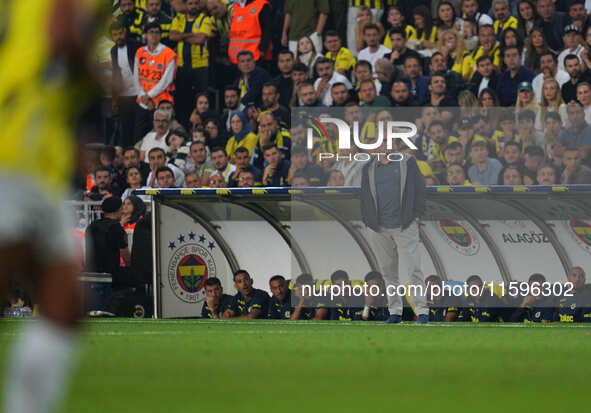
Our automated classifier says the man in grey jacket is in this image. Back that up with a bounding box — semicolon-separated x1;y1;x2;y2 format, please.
359;139;428;324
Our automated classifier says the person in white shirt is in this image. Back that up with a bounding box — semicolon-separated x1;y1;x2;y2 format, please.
357;23;391;76
532;51;570;103
313;58;352;106
136;109;172;161
456;0;493;35
146;147;186;188
558;25;585;71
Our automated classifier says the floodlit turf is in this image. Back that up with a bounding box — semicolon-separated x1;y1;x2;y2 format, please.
1;319;591;412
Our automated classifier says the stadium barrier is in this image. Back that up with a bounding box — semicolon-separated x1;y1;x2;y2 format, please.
136;185;591;318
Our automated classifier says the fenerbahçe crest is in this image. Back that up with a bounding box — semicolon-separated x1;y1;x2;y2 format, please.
167;232;217;303
437;219;480;256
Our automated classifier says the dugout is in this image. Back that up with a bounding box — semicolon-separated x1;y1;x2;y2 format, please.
136;185;591;318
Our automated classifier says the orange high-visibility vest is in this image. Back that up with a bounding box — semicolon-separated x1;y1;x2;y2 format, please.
228;0;271;64
136;45;177;105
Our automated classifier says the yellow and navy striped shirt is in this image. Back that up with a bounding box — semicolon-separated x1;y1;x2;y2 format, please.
326;47;356;74
493;16;518;40
171;12;213;68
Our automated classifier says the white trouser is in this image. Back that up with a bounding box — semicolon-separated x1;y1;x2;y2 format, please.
347;7;384;57
289;32;323;57
367;220;427;316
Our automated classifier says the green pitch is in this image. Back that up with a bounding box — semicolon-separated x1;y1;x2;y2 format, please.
1;319;591;412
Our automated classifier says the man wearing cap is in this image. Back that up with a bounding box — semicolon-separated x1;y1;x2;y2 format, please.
558;25;585;71
532;51;571;104
85;197;131;286
496;45;534;106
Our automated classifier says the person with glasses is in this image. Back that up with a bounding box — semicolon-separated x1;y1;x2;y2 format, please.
137;109;173;161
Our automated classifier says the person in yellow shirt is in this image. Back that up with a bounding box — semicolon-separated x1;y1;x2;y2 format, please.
492;0;518;41
169;0;213;128
226;111;259;159
413;5;438;49
383;6;417;49
1;2;107;413
324;31;356;77
461;24;501;80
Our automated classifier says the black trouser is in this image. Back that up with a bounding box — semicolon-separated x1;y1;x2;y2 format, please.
174;66;209;130
134;105;154;144
116;96;138;148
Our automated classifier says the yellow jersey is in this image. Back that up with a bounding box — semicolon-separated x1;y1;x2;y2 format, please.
0;0;102;196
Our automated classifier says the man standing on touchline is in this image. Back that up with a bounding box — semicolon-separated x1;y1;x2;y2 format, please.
359;139;428;324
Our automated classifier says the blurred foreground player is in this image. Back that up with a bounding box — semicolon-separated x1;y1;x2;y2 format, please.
0;1;104;412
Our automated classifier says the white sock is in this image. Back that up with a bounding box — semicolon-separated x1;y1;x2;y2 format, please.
3;318;78;413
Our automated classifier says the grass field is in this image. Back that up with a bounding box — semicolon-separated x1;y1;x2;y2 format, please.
1;319;591;413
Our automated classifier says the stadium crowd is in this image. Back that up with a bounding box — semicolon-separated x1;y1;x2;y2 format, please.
81;0;591;200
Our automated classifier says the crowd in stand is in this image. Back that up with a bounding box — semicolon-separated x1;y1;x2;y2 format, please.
81;0;591;199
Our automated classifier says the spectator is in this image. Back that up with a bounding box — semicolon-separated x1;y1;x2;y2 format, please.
501;141;523;167
403;55;429;104
185;172;201;188
189;93;219;129
223;270;270;319
567;0;591;33
281;0;328;56
182;141;215;177
228;147;262;187
146;147;185;188
445;141;467;167
427;72;458;106
517;109;544;148
461;24;500;80
386;28;422;71
208;172;228;188
123;147;151;185
261;83;291;129
534;0;570;52
298;82;324;107
375;58;398;97
428;51;465;97
228;0;272;65
558;25;585;71
120;195;146;231
203;118;227;149
133;23;177;142
326;169;345;186
253;113;291;169
523;145;545;177
359;80;391;106
353;60;381;95
497;46;534;106
576;82;591;122
273;50;296;108
290;63;310;107
413;5;438;49
261;144;290;186
85;167;120;201
220;86;245;134
117;0;145;44
121;166;150;202
468;140;503;185
523;27;551;73
236;170;256;188
383;5;417;48
295;36;323;77
468;55;499;97
289;146;326;186
537;163;558;184
446;163;471;185
458;0;493;35
532;52;570;104
155;166;176;188
110;22;142;148
209;147;236;183
235;50;272;106
516;81;539;114
314;58;352;106
357;24;391;75
136;109;172;161
542;111;563;155
499;165;523;185
390;80;418;106
516;0;538;41
324;30;356;77
353;7;385;54
561;146;591;183
492;0;518;41
436;1;459;32
225;111;258;160
330;83;352;107
562;54;591;104
290;171;310;187
560;101;591;146
538;79;567;131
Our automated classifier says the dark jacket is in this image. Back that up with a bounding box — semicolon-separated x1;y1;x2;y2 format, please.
237;66;272;106
534;13;571;52
360;154;425;232
111;41;142;97
468;72;499;97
